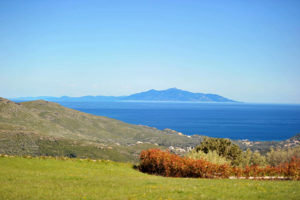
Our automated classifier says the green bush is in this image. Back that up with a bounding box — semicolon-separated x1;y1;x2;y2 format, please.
195;137;242;166
266;146;300;166
240;149;267;167
251;150;267;166
186;150;230;165
241;148;252;167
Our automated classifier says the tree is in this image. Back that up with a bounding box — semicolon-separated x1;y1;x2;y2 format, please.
241;148;252;167
250;150;266;166
195;137;242;166
186;150;230;165
266;146;300;166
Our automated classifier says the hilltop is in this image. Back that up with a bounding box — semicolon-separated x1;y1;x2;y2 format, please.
0;97;202;161
10;88;237;102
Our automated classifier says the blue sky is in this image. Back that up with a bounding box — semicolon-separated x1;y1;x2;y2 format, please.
0;0;299;103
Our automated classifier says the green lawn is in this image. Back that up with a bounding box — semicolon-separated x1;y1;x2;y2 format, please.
0;156;299;200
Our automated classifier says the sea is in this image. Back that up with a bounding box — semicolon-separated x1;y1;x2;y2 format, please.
59;101;300;141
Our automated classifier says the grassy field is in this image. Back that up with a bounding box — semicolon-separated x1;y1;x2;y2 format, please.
0;156;299;200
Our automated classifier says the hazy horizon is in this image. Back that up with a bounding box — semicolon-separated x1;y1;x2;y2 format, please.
1;0;299;103
4;87;300;105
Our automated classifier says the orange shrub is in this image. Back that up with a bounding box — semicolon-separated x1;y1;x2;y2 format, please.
279;156;300;179
139;149;300;180
139;149;231;178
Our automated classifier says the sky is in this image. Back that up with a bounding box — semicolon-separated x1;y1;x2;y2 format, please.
0;0;299;103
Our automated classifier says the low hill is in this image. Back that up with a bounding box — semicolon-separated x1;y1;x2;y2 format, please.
10;88;237;102
1;156;299;200
0;97;202;161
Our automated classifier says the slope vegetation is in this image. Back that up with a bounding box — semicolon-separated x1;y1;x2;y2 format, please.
0;97;202;161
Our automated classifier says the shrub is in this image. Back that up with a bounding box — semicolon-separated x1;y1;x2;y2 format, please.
66;152;77;158
139;149;300;180
186;150;230;165
266;146;300;166
240;148;252;167
231;157;300;180
139;149;231;178
250;151;267;166
240;149;267;167
278;156;300;179
195;137;242;166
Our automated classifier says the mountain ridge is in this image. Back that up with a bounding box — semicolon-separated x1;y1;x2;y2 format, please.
9;88;237;103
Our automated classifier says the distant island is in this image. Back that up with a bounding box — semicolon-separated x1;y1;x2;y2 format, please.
10;88;237;103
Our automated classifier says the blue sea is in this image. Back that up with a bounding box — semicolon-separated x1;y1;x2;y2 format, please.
59;102;300;141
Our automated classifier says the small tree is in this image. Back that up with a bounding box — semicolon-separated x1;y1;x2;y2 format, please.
186;150;230;165
241;148;252;167
250;150;266;166
266;146;300;166
195;137;242;166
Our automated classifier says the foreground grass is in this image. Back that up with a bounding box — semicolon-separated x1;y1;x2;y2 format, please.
0;157;299;200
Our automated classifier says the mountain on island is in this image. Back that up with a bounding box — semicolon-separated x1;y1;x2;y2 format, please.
10;88;237;103
123;88;236;102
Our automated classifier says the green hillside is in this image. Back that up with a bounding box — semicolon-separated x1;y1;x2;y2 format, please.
1;156;299;200
0;97;202;162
